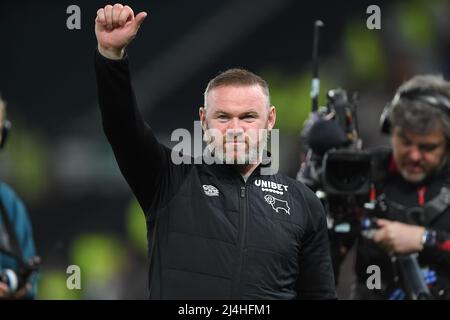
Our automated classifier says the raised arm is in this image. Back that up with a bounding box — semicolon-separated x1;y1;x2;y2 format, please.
95;4;147;60
94;4;185;214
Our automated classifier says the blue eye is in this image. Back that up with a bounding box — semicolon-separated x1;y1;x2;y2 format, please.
217;115;229;121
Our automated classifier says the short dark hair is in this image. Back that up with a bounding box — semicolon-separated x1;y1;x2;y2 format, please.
390;75;450;140
204;68;270;108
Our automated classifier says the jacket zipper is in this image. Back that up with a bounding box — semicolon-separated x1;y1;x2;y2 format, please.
232;184;247;298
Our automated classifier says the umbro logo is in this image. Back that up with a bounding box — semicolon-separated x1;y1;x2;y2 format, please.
203;185;219;197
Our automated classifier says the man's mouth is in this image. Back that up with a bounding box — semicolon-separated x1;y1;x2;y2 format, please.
404;163;424;174
224;142;248;153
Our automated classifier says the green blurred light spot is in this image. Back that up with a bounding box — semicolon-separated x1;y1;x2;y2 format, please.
126;198;147;254
37;270;81;300
264;71;335;132
69;233;126;284
344;20;386;82
6;125;48;202
398;1;434;47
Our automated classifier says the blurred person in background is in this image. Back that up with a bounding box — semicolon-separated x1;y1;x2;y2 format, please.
0;96;39;299
335;75;450;299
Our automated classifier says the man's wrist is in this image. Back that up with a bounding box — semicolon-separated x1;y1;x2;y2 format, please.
421;229;437;249
97;44;125;60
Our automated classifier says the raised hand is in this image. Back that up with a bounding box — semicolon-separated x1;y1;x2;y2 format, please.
95;4;147;59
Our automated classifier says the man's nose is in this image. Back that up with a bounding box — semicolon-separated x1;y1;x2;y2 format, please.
225;119;245;139
408;145;422;161
227;118;244;132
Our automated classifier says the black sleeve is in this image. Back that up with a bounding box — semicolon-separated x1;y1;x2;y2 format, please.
94;49;190;216
296;185;337;299
422;229;450;269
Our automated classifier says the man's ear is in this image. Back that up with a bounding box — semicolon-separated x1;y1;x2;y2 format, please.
267;106;276;131
199;107;207;131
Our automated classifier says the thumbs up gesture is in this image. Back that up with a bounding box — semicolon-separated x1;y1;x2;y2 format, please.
95;4;147;59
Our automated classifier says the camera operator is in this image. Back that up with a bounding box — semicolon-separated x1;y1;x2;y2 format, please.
0;97;38;299
351;75;450;299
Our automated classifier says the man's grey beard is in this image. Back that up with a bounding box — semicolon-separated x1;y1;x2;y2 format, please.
400;154;448;183
399;169;426;184
203;127;268;165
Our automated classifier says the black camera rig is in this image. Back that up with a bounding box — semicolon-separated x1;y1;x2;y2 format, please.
297;20;433;300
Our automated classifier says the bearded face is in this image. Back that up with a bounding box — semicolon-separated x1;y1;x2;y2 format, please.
391;126;447;183
200;85;275;165
203;123;269;164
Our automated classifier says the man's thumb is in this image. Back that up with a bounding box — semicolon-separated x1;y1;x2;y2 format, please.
376;219;389;228
135;12;148;28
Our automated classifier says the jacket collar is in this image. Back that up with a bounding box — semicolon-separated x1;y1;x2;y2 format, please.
203;151;273;182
